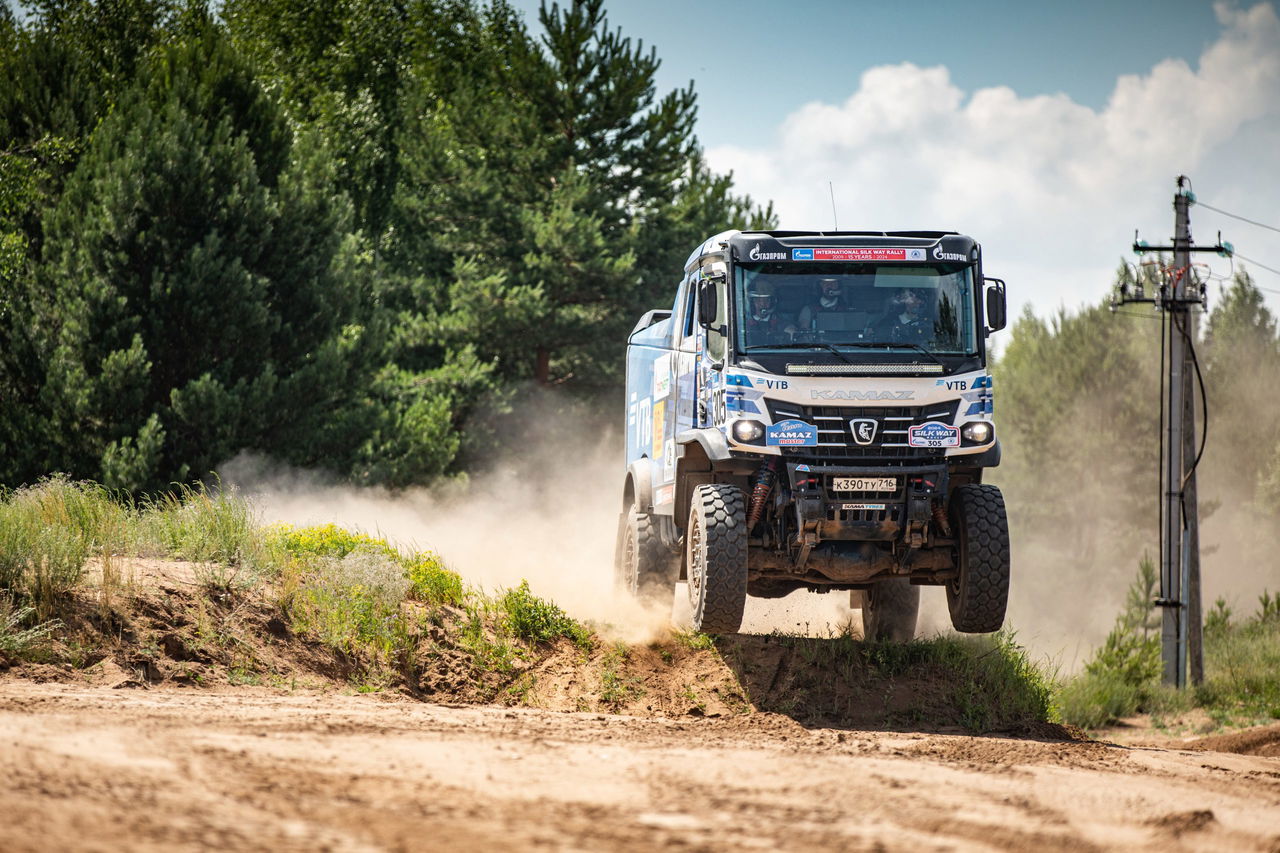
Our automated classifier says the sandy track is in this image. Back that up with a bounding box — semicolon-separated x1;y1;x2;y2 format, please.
3;685;1279;852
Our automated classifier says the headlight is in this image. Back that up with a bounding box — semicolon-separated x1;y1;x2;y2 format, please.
732;420;765;442
961;421;994;444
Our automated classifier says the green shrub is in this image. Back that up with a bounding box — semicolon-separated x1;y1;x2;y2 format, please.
1057;670;1141;729
1198;612;1280;719
0;597;62;659
499;581;591;648
404;552;463;606
264;522;397;562
141;483;263;578
288;550;411;661
0;477;127;618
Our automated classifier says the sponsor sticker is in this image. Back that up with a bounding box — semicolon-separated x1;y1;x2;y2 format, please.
749;243;787;261
840;503;887;511
803;245;926;258
663;438;676;479
907;421;960;448
766;419;818;447
652;353;672;399
655;484;675;506
651;400;665;458
932;245;969;262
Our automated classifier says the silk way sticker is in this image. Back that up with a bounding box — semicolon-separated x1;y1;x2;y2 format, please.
766;419;818;447
907;421;960;448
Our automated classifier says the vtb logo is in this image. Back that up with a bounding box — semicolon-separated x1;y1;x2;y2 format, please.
850;418;878;446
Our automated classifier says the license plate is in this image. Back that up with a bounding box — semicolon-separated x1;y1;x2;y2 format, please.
831;477;897;492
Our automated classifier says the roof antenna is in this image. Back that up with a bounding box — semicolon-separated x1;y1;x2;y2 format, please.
828;181;839;232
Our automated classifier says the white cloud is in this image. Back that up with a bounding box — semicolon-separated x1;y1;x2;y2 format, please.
708;2;1280;321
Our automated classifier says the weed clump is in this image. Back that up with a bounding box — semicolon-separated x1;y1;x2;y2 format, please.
405;553;464;606
499;580;592;648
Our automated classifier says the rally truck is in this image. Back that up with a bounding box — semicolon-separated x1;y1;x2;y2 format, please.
615;229;1010;638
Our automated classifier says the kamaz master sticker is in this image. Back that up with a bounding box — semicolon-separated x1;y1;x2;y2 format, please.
907;421;960;448
766;419;818;447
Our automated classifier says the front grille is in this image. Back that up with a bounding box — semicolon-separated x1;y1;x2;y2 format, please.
765;399;960;462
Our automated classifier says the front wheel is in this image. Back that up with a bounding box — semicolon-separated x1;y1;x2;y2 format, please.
947;484;1010;633
685;484;748;634
861;578;920;642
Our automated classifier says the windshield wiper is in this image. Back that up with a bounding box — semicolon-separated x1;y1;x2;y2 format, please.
743;343;856;364
837;340;946;368
744;341;946;368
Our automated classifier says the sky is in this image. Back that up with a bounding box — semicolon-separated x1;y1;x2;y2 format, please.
509;0;1280;323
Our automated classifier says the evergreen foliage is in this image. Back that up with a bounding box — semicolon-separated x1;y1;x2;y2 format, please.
0;0;770;491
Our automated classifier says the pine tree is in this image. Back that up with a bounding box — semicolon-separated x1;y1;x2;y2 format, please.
36;26;364;490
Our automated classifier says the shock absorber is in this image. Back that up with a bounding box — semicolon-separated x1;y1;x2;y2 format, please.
746;459;778;531
933;503;952;537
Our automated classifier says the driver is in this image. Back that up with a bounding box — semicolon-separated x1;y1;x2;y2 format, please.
797;277;845;330
871;287;933;343
743;281;796;338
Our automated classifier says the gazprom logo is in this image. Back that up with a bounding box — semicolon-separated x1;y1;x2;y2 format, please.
750;243;786;261
932;244;968;262
792;248;814;260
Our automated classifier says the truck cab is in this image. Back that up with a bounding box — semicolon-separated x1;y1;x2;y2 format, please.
618;230;1010;638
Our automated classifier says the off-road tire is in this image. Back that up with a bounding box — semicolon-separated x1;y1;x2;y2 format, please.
615;505;668;602
686;484;748;634
862;578;920;642
947;484;1010;633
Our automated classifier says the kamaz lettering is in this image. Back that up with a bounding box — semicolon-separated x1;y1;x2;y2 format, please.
812;389;914;401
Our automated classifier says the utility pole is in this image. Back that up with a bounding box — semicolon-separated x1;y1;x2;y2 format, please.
1113;175;1229;688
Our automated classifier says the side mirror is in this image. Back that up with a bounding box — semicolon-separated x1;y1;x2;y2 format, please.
983;277;1007;333
698;278;719;328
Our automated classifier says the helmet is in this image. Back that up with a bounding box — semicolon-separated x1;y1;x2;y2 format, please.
748;281;775;319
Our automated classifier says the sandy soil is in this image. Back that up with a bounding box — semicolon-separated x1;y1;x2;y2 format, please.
3;683;1279;852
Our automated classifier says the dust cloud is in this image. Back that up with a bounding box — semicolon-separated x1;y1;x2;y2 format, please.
989;392;1280;674
220;418;868;642
220;433;676;643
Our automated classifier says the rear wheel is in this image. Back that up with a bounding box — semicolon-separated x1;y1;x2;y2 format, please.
947;484;1010;633
861;578;920;642
615;503;668;602
686;484;748;634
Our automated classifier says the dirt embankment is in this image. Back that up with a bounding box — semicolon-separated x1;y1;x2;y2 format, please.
4;563;1280;851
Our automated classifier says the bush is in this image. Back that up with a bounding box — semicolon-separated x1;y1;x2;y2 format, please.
1057;670;1142;729
264;522;397;562
142;483;261;564
288;550;411;661
405;552;463;606
499;581;591;648
0;477;127;618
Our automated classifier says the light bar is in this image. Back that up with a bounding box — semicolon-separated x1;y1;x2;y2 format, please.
785;363;945;375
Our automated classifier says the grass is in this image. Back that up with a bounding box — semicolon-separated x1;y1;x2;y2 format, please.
1056;555;1280;730
779;629;1057;731
598;642;644;709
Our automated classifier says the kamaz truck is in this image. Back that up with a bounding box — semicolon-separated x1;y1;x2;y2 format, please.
616;230;1010;638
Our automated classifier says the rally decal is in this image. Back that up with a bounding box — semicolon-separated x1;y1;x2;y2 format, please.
766;419;818;447
907;421;960;448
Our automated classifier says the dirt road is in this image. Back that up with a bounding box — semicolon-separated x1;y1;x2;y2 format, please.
3;683;1278;852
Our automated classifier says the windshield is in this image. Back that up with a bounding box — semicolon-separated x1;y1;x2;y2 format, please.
734;262;977;355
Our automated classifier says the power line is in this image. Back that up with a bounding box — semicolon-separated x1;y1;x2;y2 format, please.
1232;252;1280;283
1195;200;1280;235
